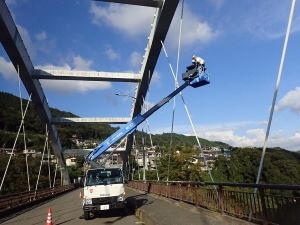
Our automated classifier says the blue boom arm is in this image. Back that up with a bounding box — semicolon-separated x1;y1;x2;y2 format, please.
86;56;209;163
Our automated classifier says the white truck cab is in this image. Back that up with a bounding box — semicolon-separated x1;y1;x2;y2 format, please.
82;166;125;220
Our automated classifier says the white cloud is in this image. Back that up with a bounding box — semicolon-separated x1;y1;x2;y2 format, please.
142;100;155;113
275;87;300;114
89;2;155;37
89;2;217;47
269;131;300;150
0;57;17;80
152;120;299;151
198;129;256;147
130;51;142;68
208;0;224;9
151;71;160;85
72;55;93;70
40;79;111;94
37;56;111;93
6;0;28;5
246;128;265;139
167;4;219;47
17;25;35;57
0;55;111;93
195;125;300;151
36;64;71;71
105;47;120;60
186;122;266;147
35;31;47;41
18;25;54;55
6;0;17;5
244;0;300;39
196;121;265;132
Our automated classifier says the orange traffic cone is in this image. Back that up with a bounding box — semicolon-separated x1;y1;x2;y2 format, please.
46;208;53;225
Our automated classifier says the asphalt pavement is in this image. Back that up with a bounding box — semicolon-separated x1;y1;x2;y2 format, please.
1;188;142;225
125;187;254;225
1;187;254;225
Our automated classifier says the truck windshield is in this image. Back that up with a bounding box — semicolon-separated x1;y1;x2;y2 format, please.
86;169;123;186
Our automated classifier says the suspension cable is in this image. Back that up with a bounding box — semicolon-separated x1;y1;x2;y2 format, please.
248;1;296;221
161;41;215;183
143;72;160;181
134;135;141;180
143;115;160;181
175;0;184;81
145;72;154;148
145;115;160;181
166;0;184;182
255;0;296;187
0;93;32;191
17;65;31;191
47;134;51;188
34;125;48;199
53;163;58;188
142;99;150;182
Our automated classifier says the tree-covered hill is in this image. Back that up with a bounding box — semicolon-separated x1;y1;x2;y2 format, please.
212;147;300;185
0;92;117;149
1;92;300;193
0;92;226;150
152;133;230;148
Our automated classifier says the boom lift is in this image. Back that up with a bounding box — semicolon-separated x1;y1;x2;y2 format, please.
81;56;209;220
85;55;210;164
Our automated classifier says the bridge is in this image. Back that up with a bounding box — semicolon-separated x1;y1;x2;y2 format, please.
0;0;299;225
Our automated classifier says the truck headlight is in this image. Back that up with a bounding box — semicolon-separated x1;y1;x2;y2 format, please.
84;198;92;205
117;196;124;202
117;193;125;202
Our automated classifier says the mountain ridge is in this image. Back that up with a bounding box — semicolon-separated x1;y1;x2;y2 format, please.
0;91;228;149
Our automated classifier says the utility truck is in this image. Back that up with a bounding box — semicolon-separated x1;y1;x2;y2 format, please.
82;165;125;220
81;56;209;220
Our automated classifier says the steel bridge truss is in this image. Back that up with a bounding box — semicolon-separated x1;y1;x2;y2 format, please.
0;0;179;184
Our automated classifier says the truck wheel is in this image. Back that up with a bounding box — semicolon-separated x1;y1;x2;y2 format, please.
84;211;91;220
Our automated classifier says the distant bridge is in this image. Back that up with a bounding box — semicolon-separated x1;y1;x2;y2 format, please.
64;147;126;157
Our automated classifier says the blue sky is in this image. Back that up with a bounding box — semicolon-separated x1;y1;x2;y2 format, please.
1;0;300;151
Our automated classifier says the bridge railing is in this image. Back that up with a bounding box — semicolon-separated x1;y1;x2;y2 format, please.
128;180;300;225
0;184;76;216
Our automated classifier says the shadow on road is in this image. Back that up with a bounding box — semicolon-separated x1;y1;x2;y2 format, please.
55;218;76;225
81;193;152;222
126;193;153;209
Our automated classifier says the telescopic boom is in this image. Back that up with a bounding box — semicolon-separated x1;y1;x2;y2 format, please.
85;56;209;163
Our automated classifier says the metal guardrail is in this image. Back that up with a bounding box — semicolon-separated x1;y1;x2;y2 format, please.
0;185;76;215
128;181;300;225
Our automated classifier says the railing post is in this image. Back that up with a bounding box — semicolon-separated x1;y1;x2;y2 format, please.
195;185;199;206
187;183;191;203
259;188;269;225
159;182;162;196
217;185;224;214
178;183;182;200
166;182;169;198
147;182;151;193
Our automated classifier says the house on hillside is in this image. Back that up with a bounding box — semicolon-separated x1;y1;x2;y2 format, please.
66;157;77;166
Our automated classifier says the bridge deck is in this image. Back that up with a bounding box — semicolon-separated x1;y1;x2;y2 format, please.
1;189;139;225
2;187;254;225
126;187;254;225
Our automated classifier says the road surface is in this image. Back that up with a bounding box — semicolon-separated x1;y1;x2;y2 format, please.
1;189;142;225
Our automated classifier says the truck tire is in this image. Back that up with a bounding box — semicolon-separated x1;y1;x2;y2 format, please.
83;210;91;220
